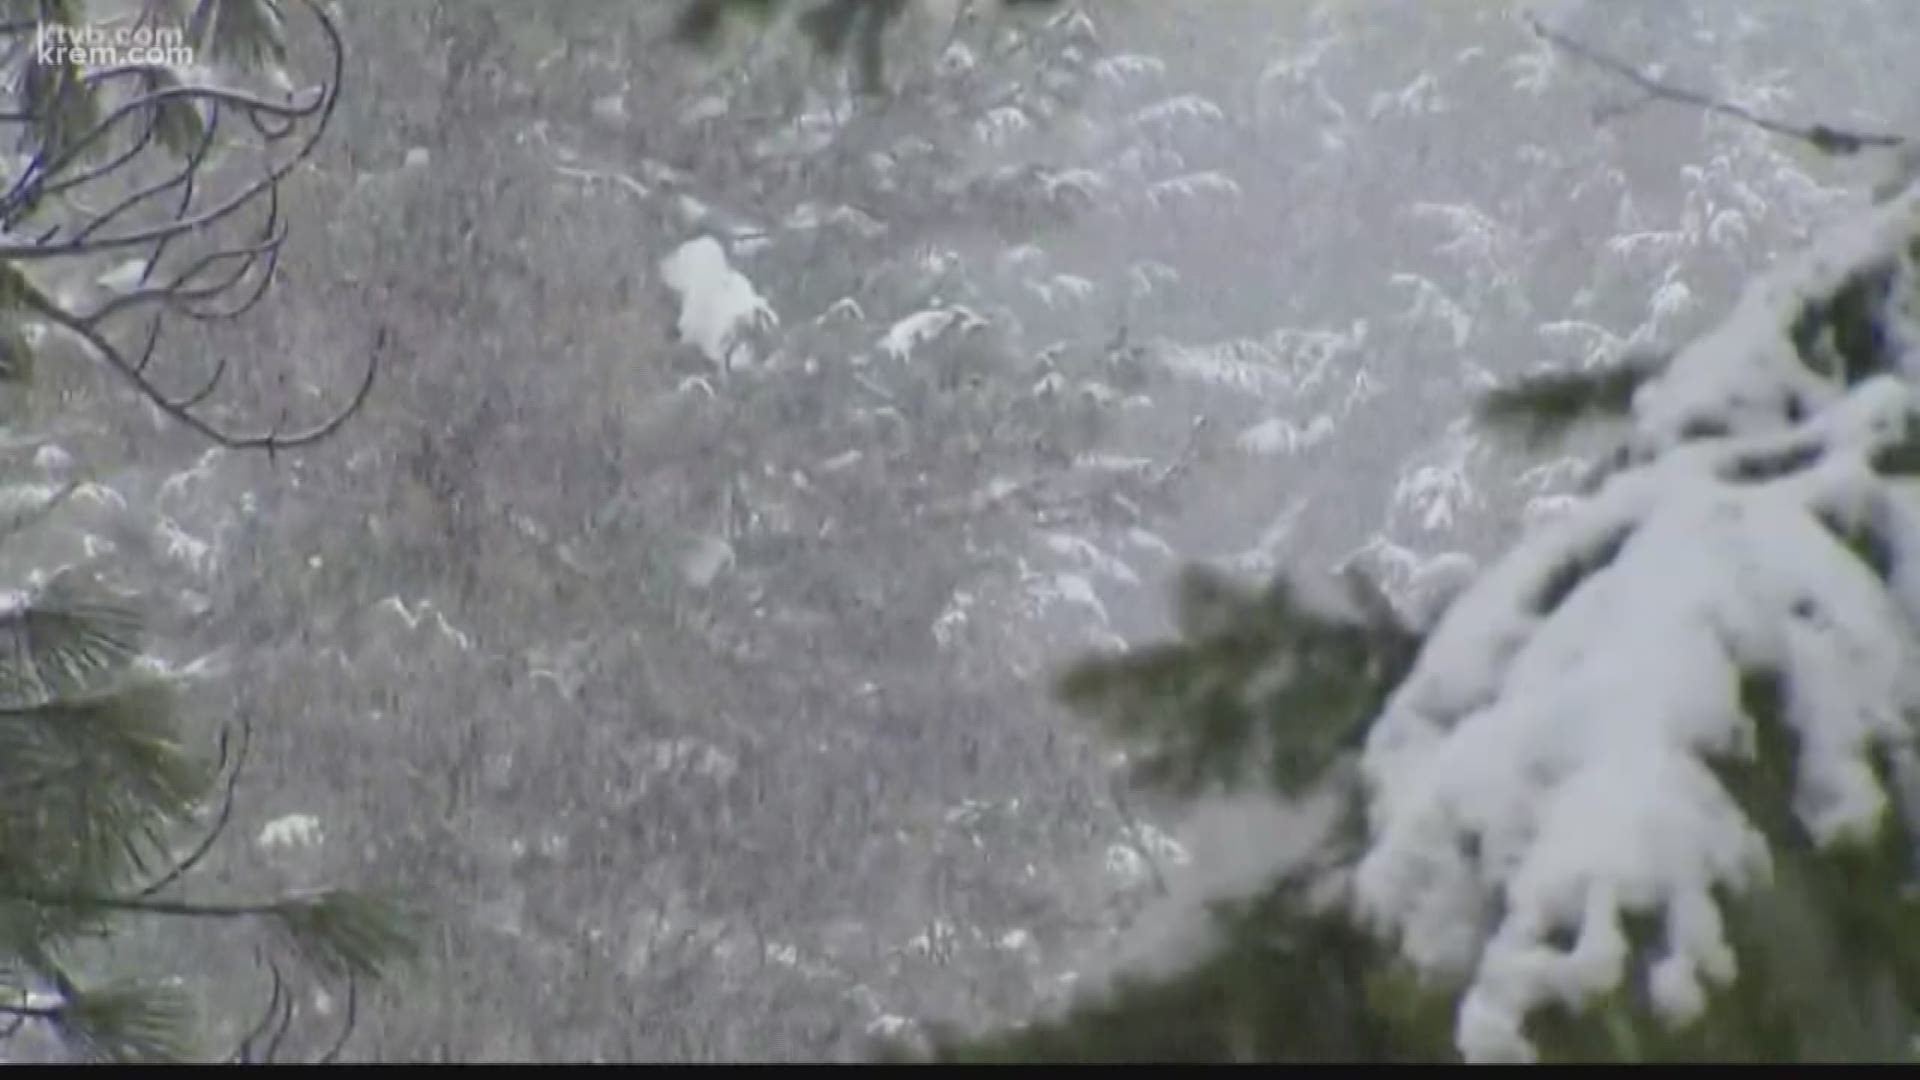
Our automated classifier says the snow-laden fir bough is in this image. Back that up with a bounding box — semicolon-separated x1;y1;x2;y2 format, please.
1355;175;1920;1062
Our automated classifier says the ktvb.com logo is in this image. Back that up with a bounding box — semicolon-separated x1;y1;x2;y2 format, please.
35;20;195;68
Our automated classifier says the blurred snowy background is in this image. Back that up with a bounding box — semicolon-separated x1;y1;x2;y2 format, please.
20;0;1916;1060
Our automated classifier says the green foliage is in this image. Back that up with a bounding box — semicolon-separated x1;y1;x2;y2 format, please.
0;570;145;702
1055;566;1421;801
1791;259;1905;385
1501;669;1920;1063
1474;349;1669;448
901;873;1456;1063
884;561;1467;1063
0;570;418;1061
270;890;420;984
41;980;198;1063
909;611;1920;1062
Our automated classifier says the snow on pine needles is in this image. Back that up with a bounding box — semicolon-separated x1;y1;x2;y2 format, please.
1353;181;1920;1062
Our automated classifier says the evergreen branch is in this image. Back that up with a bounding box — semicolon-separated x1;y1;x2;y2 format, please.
45;980;195;1063
1526;15;1906;156
1;889;414;1034
269;890;420;982
1871;429;1920;477
1058;568;1420;800
0;679;212;895
0;679;198;797
135;720;249;898
905;870;1435;1063
1475;351;1668;448
0;569;144;704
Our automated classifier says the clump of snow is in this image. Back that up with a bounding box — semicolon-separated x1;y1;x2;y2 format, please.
658;236;778;371
877;306;986;362
1631;185;1920;455
1355;182;1920;1063
258;813;324;850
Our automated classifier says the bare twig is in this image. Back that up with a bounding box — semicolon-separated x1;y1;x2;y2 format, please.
21;288;380;451
230;955;289;1064
135;720;251;899
0;0;376;453
313;977;358;1065
1526;14;1906;156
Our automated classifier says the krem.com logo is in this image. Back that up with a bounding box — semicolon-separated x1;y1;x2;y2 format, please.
36;21;195;68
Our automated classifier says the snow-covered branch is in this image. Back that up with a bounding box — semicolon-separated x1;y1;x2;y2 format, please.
1355;180;1920;1063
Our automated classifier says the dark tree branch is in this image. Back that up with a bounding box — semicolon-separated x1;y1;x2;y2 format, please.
313;977;358;1065
0;0;374;453
52;110;220;245
0;31;337;246
135;720;250;899
19;284;381;451
231;956;294;1064
1526;14;1907;156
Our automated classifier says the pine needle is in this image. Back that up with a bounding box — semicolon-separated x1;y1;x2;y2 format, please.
270;890;420;983
0;571;145;706
0;678;211;896
52;981;197;1063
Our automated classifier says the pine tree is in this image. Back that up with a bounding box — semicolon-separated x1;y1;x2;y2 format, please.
0;0;404;1063
897;68;1920;1070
